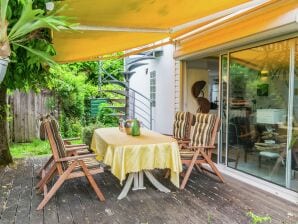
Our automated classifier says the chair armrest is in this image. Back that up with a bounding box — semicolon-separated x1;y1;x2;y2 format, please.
65;144;88;148
63;137;80;141
185;145;216;150
63;137;81;145
163;134;173;137
178;139;191;143
56;153;96;162
65;145;89;151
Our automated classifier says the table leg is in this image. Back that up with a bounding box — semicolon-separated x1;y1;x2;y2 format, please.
118;170;170;200
117;173;134;200
132;171;146;191
139;171;145;189
144;171;170;193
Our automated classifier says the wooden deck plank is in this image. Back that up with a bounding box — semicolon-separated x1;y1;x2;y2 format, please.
55;183;74;224
63;180;88;224
0;161;28;224
29;158;45;224
0;166;16;219
0;157;297;224
15;161;35;224
43;178;59;224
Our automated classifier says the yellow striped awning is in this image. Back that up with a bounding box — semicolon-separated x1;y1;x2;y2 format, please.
52;0;256;62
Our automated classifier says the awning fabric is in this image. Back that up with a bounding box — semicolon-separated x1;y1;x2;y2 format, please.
53;0;250;62
174;0;298;59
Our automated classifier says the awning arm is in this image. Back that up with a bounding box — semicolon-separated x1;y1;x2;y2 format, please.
173;0;275;41
63;25;170;33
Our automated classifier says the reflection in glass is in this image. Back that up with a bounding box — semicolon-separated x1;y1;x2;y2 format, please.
227;39;291;187
290;38;298;191
220;55;228;164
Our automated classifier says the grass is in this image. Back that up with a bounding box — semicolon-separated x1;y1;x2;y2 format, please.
10;139;51;159
10;138;84;159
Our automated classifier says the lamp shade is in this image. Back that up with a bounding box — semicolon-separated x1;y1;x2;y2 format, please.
0;58;9;84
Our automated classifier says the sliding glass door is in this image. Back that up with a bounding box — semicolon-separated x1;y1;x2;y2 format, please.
290;38;298;191
220;37;298;191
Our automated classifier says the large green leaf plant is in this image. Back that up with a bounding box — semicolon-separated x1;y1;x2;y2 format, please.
0;0;74;165
0;0;72;66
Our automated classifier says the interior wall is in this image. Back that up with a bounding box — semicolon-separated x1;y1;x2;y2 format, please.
184;68;209;114
183;58;219;114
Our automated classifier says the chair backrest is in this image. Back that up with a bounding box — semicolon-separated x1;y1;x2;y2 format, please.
173;112;194;140
39;114;51;141
43;118;68;171
190;113;220;147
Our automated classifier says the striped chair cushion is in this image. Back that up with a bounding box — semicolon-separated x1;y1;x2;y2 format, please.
173;112;192;139
49;118;68;170
190;113;216;146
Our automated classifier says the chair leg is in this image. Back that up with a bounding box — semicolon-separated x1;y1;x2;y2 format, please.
244;149;248;163
180;151;199;190
36;161;77;210
36;164;57;190
79;161;105;201
164;169;170;179
195;164;203;173
37;156;53;178
235;149;240;169
201;151;224;183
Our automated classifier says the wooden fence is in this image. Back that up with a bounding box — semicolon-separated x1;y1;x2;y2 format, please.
8;90;53;143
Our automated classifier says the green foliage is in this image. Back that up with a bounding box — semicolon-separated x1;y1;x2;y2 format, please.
69;61;100;85
45;96;55;111
10;139;50;158
81;123;104;146
247;211;271;224
207;213;212;224
1;0;74;90
97;103;119;127
99;54;124;82
59;115;82;138
100;83;125;99
49;64;98;137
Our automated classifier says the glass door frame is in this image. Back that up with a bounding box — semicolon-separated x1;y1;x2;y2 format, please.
217;37;297;189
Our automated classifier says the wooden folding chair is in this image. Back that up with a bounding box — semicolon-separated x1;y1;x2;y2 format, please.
168;111;194;147
36;115;89;179
164;112;194;178
36;118;105;210
180;113;224;189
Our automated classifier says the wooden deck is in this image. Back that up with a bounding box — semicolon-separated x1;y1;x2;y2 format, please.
0;157;297;224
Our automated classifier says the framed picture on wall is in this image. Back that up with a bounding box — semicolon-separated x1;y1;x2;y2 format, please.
257;84;269;96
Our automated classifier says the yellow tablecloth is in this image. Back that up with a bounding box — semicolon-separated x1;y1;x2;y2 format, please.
91;127;182;188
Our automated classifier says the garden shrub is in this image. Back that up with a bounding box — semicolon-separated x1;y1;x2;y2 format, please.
49;64;98;137
60;116;82;138
97;103;119;127
82;123;104;146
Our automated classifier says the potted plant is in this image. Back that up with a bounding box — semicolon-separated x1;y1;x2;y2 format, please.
0;0;73;83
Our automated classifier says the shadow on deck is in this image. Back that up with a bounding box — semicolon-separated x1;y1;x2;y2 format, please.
0;157;297;224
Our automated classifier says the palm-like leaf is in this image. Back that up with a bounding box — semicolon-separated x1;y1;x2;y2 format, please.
0;0;74;63
0;0;8;25
0;0;9;42
13;42;56;65
8;0;74;42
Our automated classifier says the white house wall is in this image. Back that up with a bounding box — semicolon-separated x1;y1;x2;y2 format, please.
129;44;175;134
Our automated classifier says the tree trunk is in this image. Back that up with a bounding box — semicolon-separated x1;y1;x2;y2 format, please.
0;84;13;165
